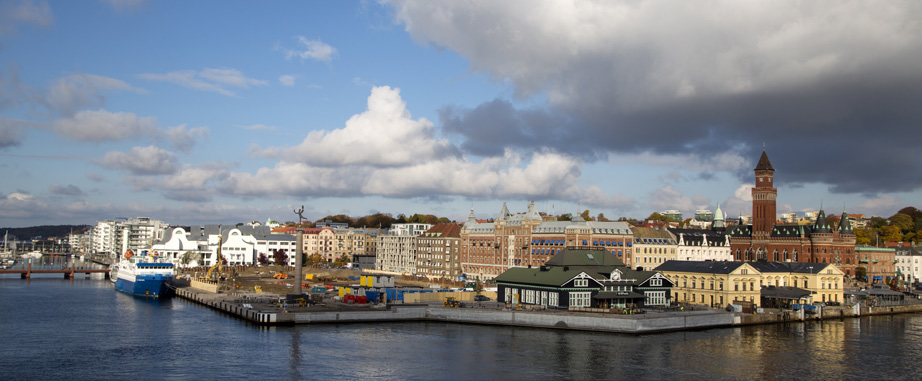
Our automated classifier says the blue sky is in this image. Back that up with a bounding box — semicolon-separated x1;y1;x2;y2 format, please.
2;0;921;228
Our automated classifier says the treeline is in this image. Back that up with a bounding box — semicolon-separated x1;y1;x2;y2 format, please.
285;213;453;230
1;225;90;240
855;206;922;246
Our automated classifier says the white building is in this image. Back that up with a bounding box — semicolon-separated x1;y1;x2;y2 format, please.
670;229;733;263
152;225;297;267
376;223;432;275
92;217;167;256
895;246;922;284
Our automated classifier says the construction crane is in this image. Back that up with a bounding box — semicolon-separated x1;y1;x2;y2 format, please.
204;235;224;282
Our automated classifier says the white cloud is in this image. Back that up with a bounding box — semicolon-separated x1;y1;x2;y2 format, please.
856;194;901;217
0;0;53;38
166;124;209;152
720;183;755;218
53;109;158;142
647;184;712;217
279;75;296;87
274;86;458;167
139;68;267;97
282;36;337;62
98;145;178;175
46;73;147;116
610;150;749;174
388;0;921;110
0;191;49;218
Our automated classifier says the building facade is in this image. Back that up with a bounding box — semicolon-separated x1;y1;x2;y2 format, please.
375;223;432;275
729;151;857;270
855;245;896;284
415;223;463;280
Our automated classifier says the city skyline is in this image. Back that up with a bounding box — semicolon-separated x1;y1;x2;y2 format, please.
2;1;921;227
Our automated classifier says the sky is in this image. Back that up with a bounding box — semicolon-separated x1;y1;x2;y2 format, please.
1;0;921;228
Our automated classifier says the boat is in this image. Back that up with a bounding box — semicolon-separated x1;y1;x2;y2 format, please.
108;263;118;284
114;250;174;297
21;251;43;259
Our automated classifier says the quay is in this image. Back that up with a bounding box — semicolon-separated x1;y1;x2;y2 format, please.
0;262;109;279
174;286;922;333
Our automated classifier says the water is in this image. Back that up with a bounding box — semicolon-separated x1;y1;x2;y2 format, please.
2;278;920;380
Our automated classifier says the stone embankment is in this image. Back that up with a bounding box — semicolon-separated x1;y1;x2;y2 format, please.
175;287;922;334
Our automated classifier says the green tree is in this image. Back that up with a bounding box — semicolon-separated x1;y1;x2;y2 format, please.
332;255;350;267
646;212;673;222
869;216;888;229
558;213;572;221
890;213;914;233
855;266;867;281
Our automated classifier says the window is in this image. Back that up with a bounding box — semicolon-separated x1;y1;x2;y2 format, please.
734;283;739;291
549;292;559;307
646;291;666;306
651;278;662;287
719;282;724;290
574;279;589;287
569;292;591;308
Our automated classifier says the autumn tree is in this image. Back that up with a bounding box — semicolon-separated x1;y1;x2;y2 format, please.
257;252;269;266
646;212;673;222
854;229;872;245
597;213;610;222
890;213;914;233
332;255;350;267
580;209;593;221
272;248;288;266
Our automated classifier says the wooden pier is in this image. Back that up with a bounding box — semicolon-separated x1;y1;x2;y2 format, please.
0;262;109;279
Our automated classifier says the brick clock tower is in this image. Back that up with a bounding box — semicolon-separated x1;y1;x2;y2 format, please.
750;151;777;259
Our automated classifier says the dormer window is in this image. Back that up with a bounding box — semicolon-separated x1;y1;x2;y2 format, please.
575;279;589;287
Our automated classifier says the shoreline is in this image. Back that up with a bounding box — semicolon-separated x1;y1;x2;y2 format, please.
174;286;922;334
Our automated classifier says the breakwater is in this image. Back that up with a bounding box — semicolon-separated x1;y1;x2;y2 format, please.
176;286;922;333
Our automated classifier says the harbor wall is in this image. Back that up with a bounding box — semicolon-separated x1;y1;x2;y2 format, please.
174;287;922;333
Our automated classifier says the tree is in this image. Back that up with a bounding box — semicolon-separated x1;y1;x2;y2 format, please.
597;213;610;222
257;252;269;266
855;228;872;246
879;225;903;244
646;212;673;222
855;266;868;282
558;213;572;221
897;207;922;230
332;255;350;267
827;215;840;229
580;209;593;221
272;249;288;266
889;213;914;233
869;216;888;229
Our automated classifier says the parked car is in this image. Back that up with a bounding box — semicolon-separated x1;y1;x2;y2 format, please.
474;295;491;301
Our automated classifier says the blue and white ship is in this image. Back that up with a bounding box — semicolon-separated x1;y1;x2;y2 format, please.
114;250;174;297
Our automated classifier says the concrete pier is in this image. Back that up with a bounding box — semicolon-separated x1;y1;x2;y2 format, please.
174;286;922;333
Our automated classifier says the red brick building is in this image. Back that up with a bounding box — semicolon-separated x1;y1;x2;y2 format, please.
729;151;857;273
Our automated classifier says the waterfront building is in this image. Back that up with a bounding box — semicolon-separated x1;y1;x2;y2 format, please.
461;202;634;281
729;151;857;270
151;225;294;267
855;245;896;284
657;260;845;307
631;226;677;270
670;228;733;263
495;248;674;309
415;223;463;280
92;217;168;256
376;223;432;275
895;245;922;284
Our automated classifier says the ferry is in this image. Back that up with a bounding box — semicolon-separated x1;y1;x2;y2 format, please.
114;250;174;297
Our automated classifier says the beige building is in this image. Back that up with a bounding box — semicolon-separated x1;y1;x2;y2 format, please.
631;226;677;270
656;261;845;307
415;223;463;280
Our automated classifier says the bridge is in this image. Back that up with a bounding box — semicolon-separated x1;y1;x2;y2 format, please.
0;262;109;279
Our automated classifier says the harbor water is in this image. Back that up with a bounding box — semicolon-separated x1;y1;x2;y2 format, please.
1;277;920;380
